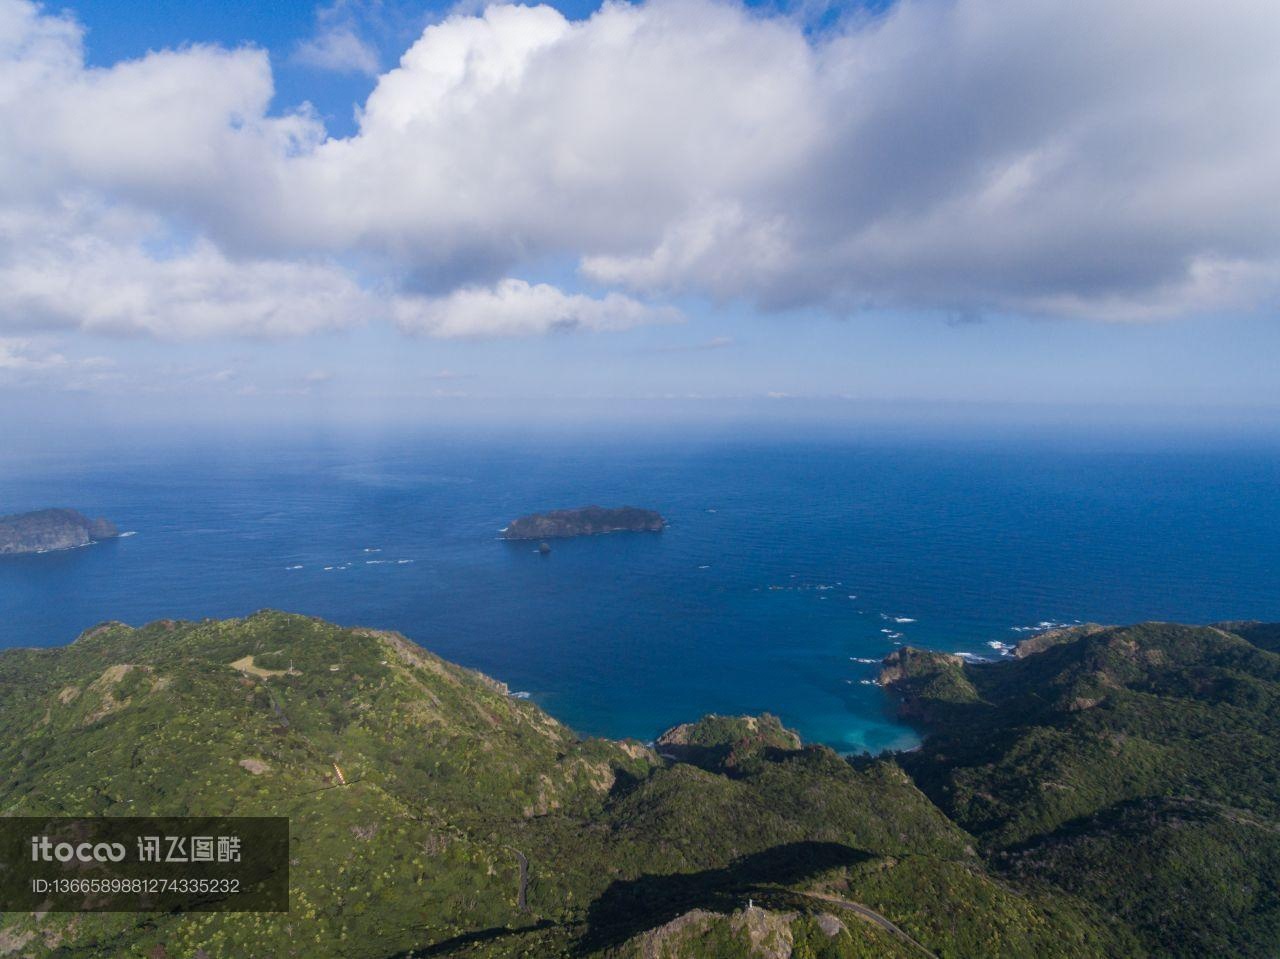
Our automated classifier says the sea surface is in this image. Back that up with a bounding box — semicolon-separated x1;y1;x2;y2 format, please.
1;429;1277;753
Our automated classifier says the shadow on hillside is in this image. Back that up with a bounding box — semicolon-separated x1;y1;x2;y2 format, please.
387;919;556;958
607;766;647;799
575;840;870;954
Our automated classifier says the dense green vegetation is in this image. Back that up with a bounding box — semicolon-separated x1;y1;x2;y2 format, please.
886;621;1280;958
0;613;1275;957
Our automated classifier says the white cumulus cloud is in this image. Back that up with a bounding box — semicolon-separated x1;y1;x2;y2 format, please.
0;199;371;338
0;336;65;370
0;0;1278;338
393;279;678;338
295;26;381;76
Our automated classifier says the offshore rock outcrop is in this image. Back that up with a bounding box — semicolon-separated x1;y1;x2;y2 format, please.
0;508;120;555
502;505;665;540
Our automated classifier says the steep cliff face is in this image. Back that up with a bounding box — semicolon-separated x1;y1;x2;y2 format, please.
502;505;666;539
0;508;119;555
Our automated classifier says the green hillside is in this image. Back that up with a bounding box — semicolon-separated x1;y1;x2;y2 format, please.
0;613;1275;957
884;621;1280;958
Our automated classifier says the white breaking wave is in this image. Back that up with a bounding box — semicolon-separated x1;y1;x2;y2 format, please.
1010;619;1079;633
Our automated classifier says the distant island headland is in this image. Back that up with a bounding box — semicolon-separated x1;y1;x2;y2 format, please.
501;505;665;540
0;508;120;555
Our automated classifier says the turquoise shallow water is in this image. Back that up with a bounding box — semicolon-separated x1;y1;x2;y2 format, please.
1;429;1278;753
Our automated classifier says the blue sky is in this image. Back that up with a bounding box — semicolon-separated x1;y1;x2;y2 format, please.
0;0;1277;431
68;0;845;135
70;0;425;137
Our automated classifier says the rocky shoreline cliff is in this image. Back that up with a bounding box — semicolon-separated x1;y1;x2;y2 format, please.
0;508;120;555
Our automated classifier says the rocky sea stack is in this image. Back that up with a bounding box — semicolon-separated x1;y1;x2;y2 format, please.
0;508;120;555
502;505;665;540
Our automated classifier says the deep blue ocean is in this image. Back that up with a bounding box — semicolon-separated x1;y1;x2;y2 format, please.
2;429;1277;753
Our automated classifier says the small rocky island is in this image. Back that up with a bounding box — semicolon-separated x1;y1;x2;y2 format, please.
0;508;120;555
502;505;665;540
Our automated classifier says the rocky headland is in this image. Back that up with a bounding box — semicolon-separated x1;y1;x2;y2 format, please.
0;508;120;555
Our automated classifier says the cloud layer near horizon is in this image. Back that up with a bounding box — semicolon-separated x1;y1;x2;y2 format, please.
1;0;1278;338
